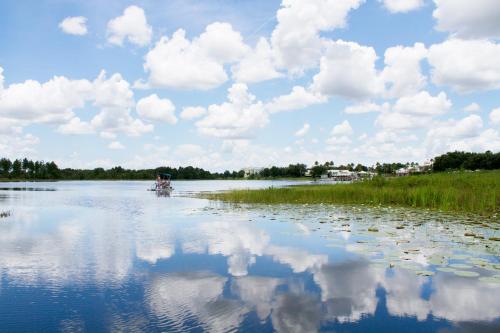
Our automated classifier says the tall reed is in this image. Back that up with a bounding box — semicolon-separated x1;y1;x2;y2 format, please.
205;171;500;215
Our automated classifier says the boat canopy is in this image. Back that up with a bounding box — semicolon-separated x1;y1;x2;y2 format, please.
158;173;171;179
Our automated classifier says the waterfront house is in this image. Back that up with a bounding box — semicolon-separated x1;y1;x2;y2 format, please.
243;167;264;178
396;161;433;176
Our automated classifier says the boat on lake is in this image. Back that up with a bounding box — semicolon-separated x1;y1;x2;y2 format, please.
150;173;173;192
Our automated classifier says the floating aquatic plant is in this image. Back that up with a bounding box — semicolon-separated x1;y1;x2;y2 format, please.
449;263;473;269
436;267;456;273
479;276;500;284
453;270;480;278
416;270;435;276
206;200;500;285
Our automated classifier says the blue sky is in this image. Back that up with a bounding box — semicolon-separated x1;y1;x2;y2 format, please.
1;0;500;170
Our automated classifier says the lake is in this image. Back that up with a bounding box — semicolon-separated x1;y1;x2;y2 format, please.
0;180;499;332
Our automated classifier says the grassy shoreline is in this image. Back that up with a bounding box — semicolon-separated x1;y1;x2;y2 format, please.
204;171;500;216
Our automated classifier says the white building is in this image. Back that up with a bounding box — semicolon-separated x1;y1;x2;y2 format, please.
396;168;410;176
396;162;432;176
320;169;377;181
242;167;264;178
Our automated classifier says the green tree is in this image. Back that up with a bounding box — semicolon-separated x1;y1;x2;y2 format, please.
46;161;60;179
311;165;326;179
0;158;12;178
12;159;22;178
354;163;368;172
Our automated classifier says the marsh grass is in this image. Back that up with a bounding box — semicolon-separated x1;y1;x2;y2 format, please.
205;171;500;215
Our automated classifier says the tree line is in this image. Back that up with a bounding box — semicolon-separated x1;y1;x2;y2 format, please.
0;158;233;180
250;164;308;178
432;151;500;171
0;151;499;180
0;159;308;180
0;158;60;179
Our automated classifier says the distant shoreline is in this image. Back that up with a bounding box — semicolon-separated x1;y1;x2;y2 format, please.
0;177;311;182
203;171;500;216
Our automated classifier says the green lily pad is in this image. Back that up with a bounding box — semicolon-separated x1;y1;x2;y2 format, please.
450;254;470;260
481;263;500;271
468;258;490;265
427;255;448;265
436;267;456;273
479;276;500;284
449;263;473;269
416;270;435;276
453;270;480;278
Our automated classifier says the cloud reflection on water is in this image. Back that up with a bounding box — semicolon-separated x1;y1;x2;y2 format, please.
0;191;499;332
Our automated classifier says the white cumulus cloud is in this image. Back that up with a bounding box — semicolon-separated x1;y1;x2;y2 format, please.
331;120;353;136
266;86;326;113
271;0;364;74
0;66;4;91
0;68;155;139
0;75;93;124
59;16;88;35
311;40;383;100
92;70;134;109
428;39;500;92
295;123;310;137
0;133;39;158
490;107;500;125
428;115;484;140
141;22;248;90
90;71;153;137
424;115;500;155
344;102;389;114
136;94;177;124
376;111;429;131
91;108;153;138
180;106;206;120
57;117;94;135
326;120;356;149
108;141;125;150
195;83;268;139
232;38;282;84
381;43;428;98
393;91;452;116
381;0;424;13
463;103;481;113
433;0;500;39
196;22;249;63
107;6;152;47
374;91;452;132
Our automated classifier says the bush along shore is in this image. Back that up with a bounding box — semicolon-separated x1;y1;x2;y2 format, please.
204;170;500;216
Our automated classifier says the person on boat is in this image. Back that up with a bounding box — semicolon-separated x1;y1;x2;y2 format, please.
156;175;161;190
156;173;172;190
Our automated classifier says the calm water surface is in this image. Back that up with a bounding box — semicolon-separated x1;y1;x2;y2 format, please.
0;180;499;332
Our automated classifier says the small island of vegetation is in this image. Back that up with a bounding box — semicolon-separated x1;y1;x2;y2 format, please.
206;151;500;216
206;170;500;215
